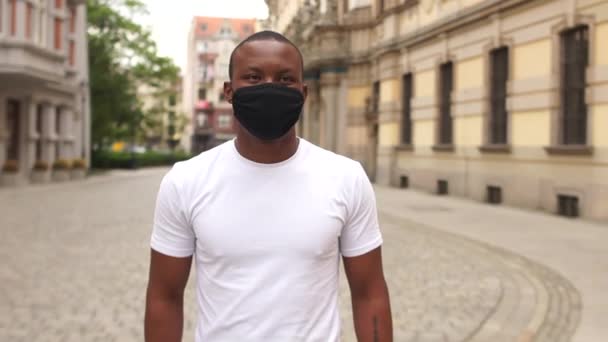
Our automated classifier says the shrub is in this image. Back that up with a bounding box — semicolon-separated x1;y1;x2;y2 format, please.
2;160;18;173
53;159;72;170
33;160;49;171
91;150;193;169
72;159;87;169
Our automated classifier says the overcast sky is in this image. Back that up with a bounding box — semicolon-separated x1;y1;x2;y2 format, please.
137;0;269;72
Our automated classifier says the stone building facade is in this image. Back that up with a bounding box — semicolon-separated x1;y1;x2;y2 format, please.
0;0;90;185
266;0;608;221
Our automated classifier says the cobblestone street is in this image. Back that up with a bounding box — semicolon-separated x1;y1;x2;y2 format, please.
0;168;597;341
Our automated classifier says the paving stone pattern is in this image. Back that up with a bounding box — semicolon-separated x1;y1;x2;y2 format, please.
0;169;580;341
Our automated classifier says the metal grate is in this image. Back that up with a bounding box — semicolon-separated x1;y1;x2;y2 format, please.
558;195;579;218
486;186;503;204
400;176;409;189
439;62;453;145
401;73;413;144
561;26;589;145
437;180;448;195
490;47;509;145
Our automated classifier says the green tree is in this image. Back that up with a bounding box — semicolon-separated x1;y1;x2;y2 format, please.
87;0;179;149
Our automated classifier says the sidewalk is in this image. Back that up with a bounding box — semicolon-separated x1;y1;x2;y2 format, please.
374;186;608;342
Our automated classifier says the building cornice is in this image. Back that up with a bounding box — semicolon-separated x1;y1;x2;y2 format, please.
304;0;533;71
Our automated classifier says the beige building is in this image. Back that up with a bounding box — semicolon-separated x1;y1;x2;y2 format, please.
0;0;90;185
137;77;187;151
266;0;608;221
184;17;257;153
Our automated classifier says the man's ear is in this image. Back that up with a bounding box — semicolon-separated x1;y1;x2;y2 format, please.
224;82;234;103
302;83;308;101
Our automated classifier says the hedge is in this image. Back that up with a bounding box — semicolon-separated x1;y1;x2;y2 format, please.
92;150;193;169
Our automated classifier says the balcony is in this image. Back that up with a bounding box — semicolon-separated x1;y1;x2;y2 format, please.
0;38;67;83
343;6;373;26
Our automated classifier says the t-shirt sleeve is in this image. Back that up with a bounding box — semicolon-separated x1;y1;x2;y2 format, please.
150;169;196;258
340;163;383;257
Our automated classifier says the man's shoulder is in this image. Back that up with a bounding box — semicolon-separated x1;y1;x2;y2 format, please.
165;141;231;185
301;139;365;176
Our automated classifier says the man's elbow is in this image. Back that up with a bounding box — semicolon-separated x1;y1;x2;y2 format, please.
351;279;390;303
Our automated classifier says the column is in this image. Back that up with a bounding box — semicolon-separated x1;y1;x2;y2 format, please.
0;95;6;167
336;77;348;155
41;103;56;162
319;71;341;152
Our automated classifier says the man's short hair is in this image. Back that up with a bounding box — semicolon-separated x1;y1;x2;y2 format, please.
228;30;304;80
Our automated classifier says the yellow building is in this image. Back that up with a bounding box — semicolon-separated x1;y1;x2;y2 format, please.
266;0;608;221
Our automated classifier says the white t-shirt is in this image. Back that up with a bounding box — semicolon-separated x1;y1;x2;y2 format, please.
151;138;383;342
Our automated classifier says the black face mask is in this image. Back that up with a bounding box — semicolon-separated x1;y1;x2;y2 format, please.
231;83;305;141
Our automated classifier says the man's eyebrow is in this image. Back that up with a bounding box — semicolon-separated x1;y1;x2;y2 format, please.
277;68;295;74
244;66;263;73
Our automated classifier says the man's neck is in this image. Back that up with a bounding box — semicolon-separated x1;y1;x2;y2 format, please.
235;130;300;164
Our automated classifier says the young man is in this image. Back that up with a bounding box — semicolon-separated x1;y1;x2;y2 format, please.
145;31;393;342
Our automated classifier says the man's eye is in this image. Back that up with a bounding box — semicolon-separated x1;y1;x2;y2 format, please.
247;74;261;81
280;76;294;83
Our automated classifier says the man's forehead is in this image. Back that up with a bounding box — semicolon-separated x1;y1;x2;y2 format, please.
234;40;302;66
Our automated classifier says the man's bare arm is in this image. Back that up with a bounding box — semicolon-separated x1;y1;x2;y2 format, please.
145;249;192;342
343;246;393;342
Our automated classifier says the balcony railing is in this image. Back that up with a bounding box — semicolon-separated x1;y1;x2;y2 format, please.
0;39;66;82
343;6;373;26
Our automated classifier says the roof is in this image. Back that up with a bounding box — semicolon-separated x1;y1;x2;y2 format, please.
192;17;257;40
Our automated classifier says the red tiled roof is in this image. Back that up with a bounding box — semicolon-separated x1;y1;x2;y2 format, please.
193;17;257;40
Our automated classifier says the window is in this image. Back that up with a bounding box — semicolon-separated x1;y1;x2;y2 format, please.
201;23;207;31
348;0;371;10
242;24;251;33
26;3;33;39
561;26;589;145
55;108;61;135
196;113;207;128
9;0;16;36
169;95;176;106
198;88;206;100
219;93;225;102
558;195;579;218
197;41;207;53
437;180;448;195
372;81;380;113
439;62;453;145
218;115;232;129
401;73;413;145
490;47;509;144
55;0;62;9
69;7;76;33
69;41;75;65
487;186;503;204
54;18;62;50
